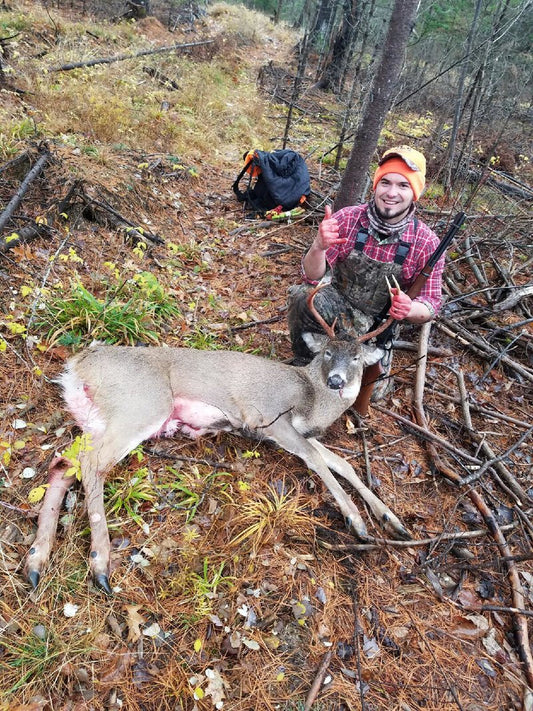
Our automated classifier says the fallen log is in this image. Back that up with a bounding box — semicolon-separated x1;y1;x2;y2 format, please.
0;150;50;233
50;39;215;72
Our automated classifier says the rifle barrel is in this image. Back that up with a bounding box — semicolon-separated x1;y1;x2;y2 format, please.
426;211;466;269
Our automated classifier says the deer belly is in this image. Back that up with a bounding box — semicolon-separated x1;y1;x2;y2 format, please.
158;397;231;440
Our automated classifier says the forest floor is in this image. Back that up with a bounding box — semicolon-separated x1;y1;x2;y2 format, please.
0;3;532;711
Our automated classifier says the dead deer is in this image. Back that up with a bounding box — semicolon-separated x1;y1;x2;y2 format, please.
25;291;409;594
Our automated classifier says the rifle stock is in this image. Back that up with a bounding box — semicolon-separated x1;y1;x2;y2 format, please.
353;212;466;415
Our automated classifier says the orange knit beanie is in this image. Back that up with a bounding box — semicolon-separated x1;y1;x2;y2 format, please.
373;146;426;201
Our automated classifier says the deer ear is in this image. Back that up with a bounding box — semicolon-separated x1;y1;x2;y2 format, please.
362;345;384;366
302;331;328;354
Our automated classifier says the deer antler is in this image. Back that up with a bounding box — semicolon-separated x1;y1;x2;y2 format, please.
357;316;394;344
307;285;394;344
307;285;337;339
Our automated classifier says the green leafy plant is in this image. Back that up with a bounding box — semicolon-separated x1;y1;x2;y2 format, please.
105;466;157;526
164;557;233;619
160;466;231;522
37;272;180;346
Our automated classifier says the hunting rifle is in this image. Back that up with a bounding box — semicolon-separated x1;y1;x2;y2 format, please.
353;211;467;416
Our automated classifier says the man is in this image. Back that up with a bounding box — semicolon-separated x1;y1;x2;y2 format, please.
287;146;444;395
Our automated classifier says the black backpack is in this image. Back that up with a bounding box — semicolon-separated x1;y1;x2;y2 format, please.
232;149;310;214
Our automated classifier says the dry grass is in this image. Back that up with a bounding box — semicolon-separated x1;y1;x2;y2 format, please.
1;1;293;166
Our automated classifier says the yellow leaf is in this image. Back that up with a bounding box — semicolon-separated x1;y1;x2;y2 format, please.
21;285;33;297
7;322;26;335
5;232;19;243
0;341;6;352
13;440;26;450
276;672;285;681
193;687;204;700
193;638;202;653
28;485;49;503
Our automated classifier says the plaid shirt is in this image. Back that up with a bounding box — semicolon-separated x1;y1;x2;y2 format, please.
303;204;444;315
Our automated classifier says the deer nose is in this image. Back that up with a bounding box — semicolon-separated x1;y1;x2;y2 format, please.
327;373;345;390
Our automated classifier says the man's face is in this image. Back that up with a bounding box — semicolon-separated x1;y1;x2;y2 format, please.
373;172;414;223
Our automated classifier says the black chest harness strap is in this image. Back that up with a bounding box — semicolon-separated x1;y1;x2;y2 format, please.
354;217;418;266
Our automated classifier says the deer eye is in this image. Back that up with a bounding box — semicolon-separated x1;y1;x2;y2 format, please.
324;349;332;360
351;355;360;364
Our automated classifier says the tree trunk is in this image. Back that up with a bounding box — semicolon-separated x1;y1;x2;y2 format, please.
309;0;337;52
443;0;483;190
315;0;360;93
334;0;419;210
282;33;310;148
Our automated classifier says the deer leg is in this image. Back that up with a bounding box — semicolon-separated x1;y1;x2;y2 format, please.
79;416;168;593
308;438;410;540
24;456;76;589
78;448;112;594
264;424;369;539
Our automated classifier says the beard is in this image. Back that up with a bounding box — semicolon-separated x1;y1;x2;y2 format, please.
375;202;411;223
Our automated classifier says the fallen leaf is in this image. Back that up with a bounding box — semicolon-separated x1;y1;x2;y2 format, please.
204;667;227;707
242;637;260;650
124;604;145;643
100;648;133;683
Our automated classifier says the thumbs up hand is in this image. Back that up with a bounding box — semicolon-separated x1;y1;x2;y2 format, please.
315;204;346;251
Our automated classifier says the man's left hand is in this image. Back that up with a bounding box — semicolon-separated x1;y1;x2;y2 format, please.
389;287;412;320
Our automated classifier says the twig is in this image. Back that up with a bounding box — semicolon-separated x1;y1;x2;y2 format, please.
413;321;431;418
318;522;518;550
371;404;480;474
437;320;533;383
404;379;532;428
0;221;50;254
392;339;452;357
468;488;533;688
480;605;533;618
454;368;530;502
82;194;164;245
229;313;284;332
303;649;333;711
461;425;532;486
492;285;533;312
479;331;526;383
448;371;533;687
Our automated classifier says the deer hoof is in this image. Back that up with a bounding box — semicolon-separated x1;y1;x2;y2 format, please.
396;524;411;541
26;568;41;590
345;515;368;541
94;573;113;595
382;514;411;541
